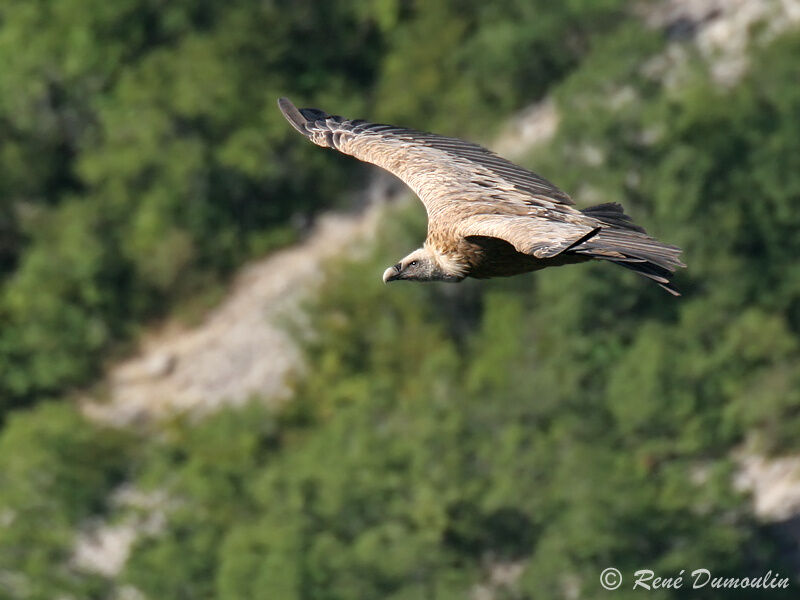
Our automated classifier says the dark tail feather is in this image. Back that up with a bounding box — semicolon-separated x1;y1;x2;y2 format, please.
574;203;685;296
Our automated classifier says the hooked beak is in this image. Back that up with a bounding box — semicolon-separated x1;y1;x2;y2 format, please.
383;264;402;283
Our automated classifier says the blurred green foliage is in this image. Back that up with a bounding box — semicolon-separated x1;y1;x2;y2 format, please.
1;1;799;599
0;403;132;598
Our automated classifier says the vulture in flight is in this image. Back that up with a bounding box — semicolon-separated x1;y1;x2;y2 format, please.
278;98;685;295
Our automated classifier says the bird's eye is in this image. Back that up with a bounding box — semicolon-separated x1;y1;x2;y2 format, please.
409;260;418;267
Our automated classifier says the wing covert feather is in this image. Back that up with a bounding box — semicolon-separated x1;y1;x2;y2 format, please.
278;98;577;215
457;214;599;259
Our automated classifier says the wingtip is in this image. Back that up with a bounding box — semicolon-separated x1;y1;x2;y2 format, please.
277;97;309;135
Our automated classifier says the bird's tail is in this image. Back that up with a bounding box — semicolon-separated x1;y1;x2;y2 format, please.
572;202;685;296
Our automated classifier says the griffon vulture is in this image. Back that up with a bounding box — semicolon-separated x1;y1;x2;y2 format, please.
278;98;685;295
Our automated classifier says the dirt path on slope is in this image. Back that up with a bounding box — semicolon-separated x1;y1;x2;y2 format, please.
82;178;405;425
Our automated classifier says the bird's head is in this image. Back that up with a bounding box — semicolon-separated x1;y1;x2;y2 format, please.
382;248;464;283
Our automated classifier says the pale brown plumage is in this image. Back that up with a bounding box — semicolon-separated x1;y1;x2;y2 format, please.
278;98;685;295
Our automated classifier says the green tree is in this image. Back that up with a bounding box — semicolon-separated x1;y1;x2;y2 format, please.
0;402;132;599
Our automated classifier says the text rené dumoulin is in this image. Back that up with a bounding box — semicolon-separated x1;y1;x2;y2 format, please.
633;568;789;591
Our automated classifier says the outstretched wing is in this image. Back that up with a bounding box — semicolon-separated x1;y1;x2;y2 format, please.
278;98;598;258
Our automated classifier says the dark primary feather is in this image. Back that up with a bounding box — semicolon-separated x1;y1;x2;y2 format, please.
581;202;646;233
277;98;310;135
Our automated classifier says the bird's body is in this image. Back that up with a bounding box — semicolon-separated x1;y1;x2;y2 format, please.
278;98;685;294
